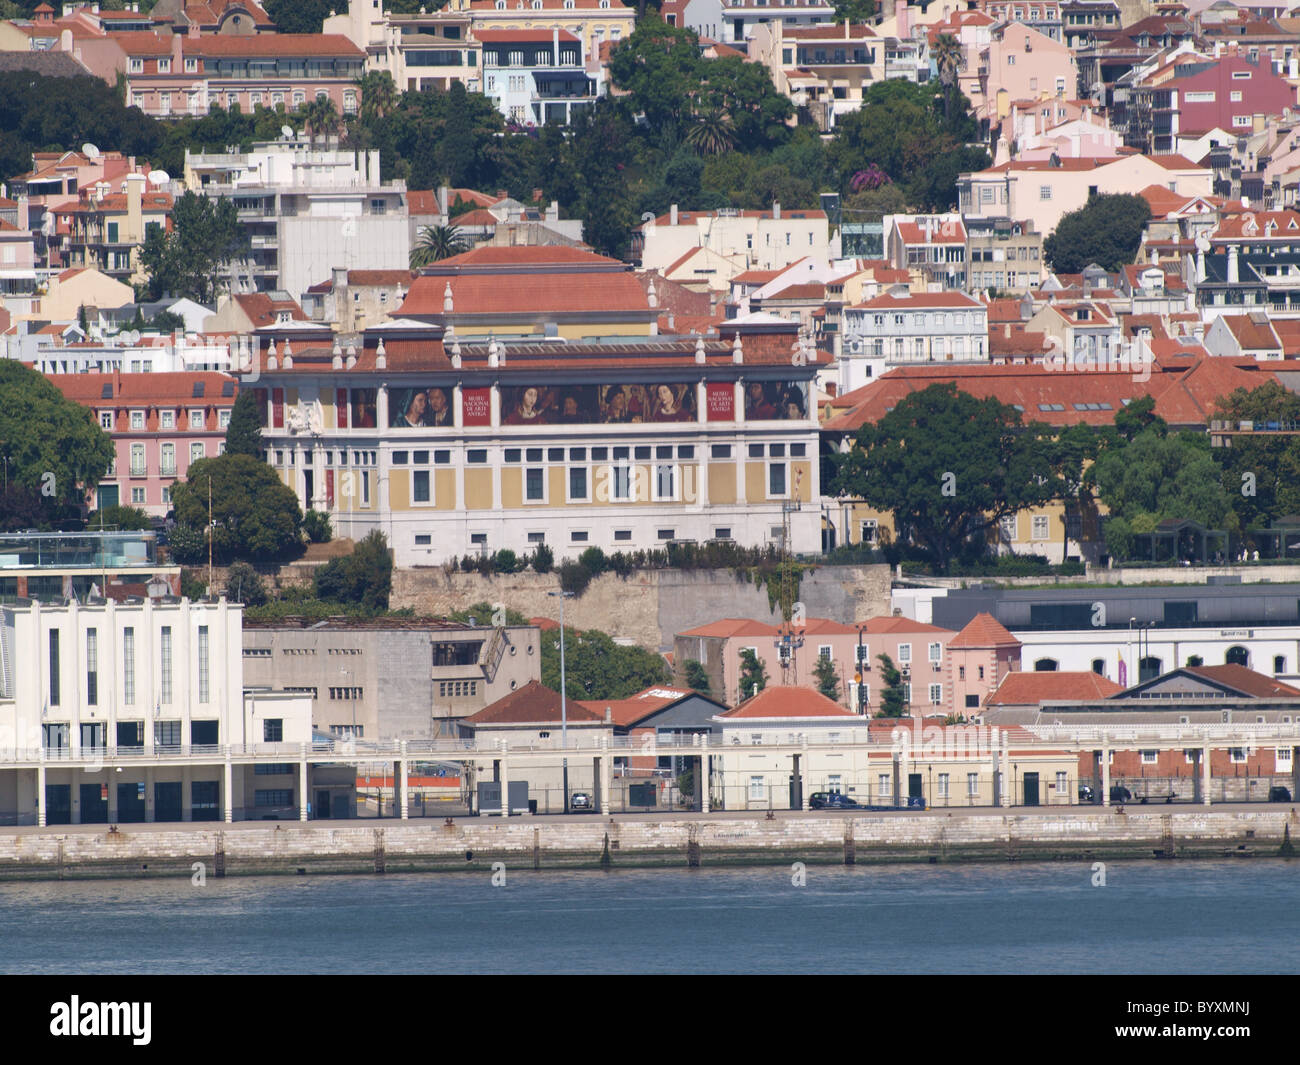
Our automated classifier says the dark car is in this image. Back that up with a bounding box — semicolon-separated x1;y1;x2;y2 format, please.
1110;784;1133;804
1269;786;1293;803
569;792;594;812
1078;784;1097;804
809;792;862;810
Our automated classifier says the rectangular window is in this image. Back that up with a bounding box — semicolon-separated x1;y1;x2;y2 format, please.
878;774;891;798
155;720;181;747
122;627;135;705
412;469;431;504
614;529;632;542
968;772;979;797
160;442;176;476
898;643;911;664
928;683;942;704
130;443;146;476
749;775;766;801
263;718;284;742
1140;749;1158;765
48;629;59;706
160;626;173;704
191;442;205;465
1032;515;1050;540
938;773;949;799
769;463;786;497
1277;747;1294;767
255;764;295;776
525;467;545;502
928;642;941;663
568;466;588;501
86;628;98;707
255;789;293;807
655;464;676;500
711;444;732;459
197;625;209;704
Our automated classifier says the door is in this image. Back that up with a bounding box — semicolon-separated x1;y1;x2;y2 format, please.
154;781;183;822
909;773;923;800
788;773;800;810
46;784;71;825
96;484;119;509
80;782;108;824
314;789;331;820
117;782;145;823
1023;772;1040;807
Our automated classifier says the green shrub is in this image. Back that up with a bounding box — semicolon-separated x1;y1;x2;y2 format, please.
532;542;554;574
302;510;332;543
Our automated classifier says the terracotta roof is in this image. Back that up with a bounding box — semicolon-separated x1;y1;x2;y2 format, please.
857;616;953;635
187;35;364;58
452;208;500;227
575;685;712;728
476;29;580;42
47;371;238;407
732;269;781;285
401;270;648;317
407;190;439;215
423;246;620;269
462;680;605;726
719;685;860;719
948;612;1021;649
680;618;780;638
853;291;982;311
987;670;1124;704
346;269;416;287
1181;664;1300;699
1219;313;1281;352
894;220;966;244
234;292;310;328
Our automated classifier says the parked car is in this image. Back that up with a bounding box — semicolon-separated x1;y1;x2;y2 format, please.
569;792;594;812
1109;785;1133;804
809;792;862;809
1078;784;1097;804
1269;786;1293;803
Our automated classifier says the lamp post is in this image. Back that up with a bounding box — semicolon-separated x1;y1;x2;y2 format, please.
548;589;575;811
855;624;868;715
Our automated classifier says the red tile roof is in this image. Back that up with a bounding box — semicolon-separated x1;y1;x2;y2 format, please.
575;685;711;727
48;371;238;407
401;270;648;317
234;292;310;328
854;291;982;311
680;618;781;638
346;269;416;287
426;246;619;269
987;670;1124;704
476;29;580;42
894;220;966;244
719;685;860;719
188;35;364;58
1182;664;1300;699
857;616;953;635
462;680;605;726
1219;313;1281;352
948;612;1021;649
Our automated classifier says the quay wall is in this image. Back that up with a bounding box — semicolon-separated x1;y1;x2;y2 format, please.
0;810;1296;880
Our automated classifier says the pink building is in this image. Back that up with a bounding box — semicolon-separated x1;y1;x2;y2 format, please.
47;371;239;516
979;22;1076;121
114;30;366;118
1165;53;1297;142
947;612;1023;719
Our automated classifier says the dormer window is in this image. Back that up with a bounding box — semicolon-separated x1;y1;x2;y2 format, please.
128;58;143;73
185;58;198;73
158;58;171;73
496;0;505;8
276;310;292;324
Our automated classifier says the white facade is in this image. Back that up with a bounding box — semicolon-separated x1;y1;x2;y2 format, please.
840;292;989;393
185;140;411;299
641;204;831;274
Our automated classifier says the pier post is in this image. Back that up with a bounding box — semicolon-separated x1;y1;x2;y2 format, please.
700;753;710;814
999;744;1010;808
1101;743;1111;808
599;743;611;815
1202;742;1212;807
499;750;510;817
36;762;46;828
223;752;233;824
398;742;409;821
299;745;308;822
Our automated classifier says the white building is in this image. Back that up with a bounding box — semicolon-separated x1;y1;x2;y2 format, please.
640;204;831;275
184;139;411;301
0;596;328;826
479;28;603;126
665;0;836;47
840;290;989;393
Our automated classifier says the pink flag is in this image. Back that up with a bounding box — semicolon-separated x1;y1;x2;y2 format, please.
1118;659;1128;687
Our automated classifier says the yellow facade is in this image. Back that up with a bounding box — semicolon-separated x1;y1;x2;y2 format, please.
708;463;736;505
464;468;493;510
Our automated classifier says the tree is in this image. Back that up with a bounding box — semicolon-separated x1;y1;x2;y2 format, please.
314;530;393;612
410;224;470;267
876;653;906;718
540;625;672;700
139;191;248;304
738;647;769;702
831;0;876;21
1043;193;1151;274
356;70;399;126
830;383;1057;572
223;561;268;607
1048;423;1102;560
684;659;711;696
932;33;965;123
264;0;333;34
684;107;736;156
170;454;303;564
223;387;263;458
531;542;554;574
608;18;703;135
0;360;113;523
302;510;333;544
1211;382;1300;536
301;95;342;143
814;653;841;702
88;504;153;531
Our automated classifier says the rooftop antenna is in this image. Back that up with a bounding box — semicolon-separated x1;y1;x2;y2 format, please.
281;125;295;140
148;170;169;187
82;143;100;161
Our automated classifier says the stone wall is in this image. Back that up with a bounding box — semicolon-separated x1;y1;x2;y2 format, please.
390;564;893;650
0;810;1294;880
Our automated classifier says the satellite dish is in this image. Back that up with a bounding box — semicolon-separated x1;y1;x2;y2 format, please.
148;170;169;186
82;143;100;161
128;330;141;344
281;125;295;139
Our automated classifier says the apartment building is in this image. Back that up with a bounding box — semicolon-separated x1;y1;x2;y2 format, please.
184;139;410;298
840;290;988;392
479;27;601;126
748;21;880;132
641;204;831;275
63;173;173;287
48;371;238;515
242;617;541;741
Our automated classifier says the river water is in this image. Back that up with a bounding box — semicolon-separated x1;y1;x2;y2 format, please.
2;859;1296;974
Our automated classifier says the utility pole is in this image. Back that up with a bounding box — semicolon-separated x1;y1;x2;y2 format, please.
207;475;214;596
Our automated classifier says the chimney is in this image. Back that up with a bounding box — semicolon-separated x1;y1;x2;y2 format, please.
670;203;678;226
1228;243;1239;284
605;706;612;723
896;0;909;38
375;339;386;370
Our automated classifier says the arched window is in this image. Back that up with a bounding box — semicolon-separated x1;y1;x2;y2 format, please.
1139;656;1162;682
1033;658;1058;672
1274;655;1286;674
1091;658;1105;676
1226;646;1249;667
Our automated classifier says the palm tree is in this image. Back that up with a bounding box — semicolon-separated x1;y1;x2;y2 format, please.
356;71;398;126
410;224;470;268
684;107;737;156
932;33;965;123
301;96;341;144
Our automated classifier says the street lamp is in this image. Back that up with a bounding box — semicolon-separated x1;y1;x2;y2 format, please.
855;623;868;715
548;589;575;810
